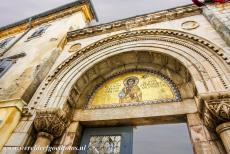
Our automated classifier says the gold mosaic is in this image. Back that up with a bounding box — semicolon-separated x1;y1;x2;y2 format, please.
89;71;179;108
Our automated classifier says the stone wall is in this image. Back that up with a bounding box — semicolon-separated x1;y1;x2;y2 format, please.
203;2;230;46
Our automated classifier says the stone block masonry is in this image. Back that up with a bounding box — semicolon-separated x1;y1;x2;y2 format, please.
203;2;230;46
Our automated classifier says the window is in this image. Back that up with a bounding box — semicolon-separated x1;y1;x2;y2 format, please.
0;59;14;78
80;124;193;154
27;25;50;40
0;37;14;49
80;127;133;154
133;123;193;154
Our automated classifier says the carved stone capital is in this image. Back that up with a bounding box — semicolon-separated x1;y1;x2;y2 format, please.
203;104;218;130
202;98;230;130
206;99;230;121
33;108;70;138
37;132;54;141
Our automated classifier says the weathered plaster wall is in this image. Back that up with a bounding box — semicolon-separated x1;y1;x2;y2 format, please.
0;11;87;102
0;10;89;151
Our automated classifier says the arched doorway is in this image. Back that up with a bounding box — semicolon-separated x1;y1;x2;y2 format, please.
30;29;230;154
69;51;194;154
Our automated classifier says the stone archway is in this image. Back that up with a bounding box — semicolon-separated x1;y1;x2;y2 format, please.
29;29;230;154
69;51;192;109
31;29;230;109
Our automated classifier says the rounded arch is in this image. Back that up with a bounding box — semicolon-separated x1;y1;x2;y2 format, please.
60;50;194;109
29;29;230;109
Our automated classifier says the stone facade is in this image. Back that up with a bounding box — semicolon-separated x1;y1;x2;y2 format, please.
0;0;94;151
0;1;230;154
203;2;230;46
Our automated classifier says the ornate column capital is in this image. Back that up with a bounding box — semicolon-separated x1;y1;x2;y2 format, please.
33;108;70;138
202;97;230;130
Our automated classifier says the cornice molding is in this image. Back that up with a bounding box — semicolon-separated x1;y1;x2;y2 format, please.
0;3;94;39
67;4;201;41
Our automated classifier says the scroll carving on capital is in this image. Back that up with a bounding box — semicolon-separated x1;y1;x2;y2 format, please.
207;99;230;121
33;108;70;138
202;98;230;130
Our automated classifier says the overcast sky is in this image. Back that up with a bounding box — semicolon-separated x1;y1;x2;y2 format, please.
0;0;191;28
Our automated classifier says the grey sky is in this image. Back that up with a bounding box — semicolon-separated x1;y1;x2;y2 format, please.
0;0;191;28
91;0;191;24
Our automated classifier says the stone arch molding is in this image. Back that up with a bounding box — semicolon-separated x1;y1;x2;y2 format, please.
29;29;230;110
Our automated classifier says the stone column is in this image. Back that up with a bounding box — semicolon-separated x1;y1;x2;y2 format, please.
31;109;69;154
216;122;230;154
52;122;82;154
31;132;54;154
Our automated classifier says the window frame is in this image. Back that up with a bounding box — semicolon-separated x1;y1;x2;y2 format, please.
0;37;14;49
0;58;14;78
79;126;133;154
26;24;50;41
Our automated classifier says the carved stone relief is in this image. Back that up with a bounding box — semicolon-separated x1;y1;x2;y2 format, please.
33;108;70;138
202;96;230;130
29;29;230;112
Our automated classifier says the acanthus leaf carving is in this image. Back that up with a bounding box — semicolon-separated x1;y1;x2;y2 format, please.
206;99;230;121
202;97;230;130
33;108;70;138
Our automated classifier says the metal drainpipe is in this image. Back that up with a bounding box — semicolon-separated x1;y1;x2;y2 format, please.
0;17;33;57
